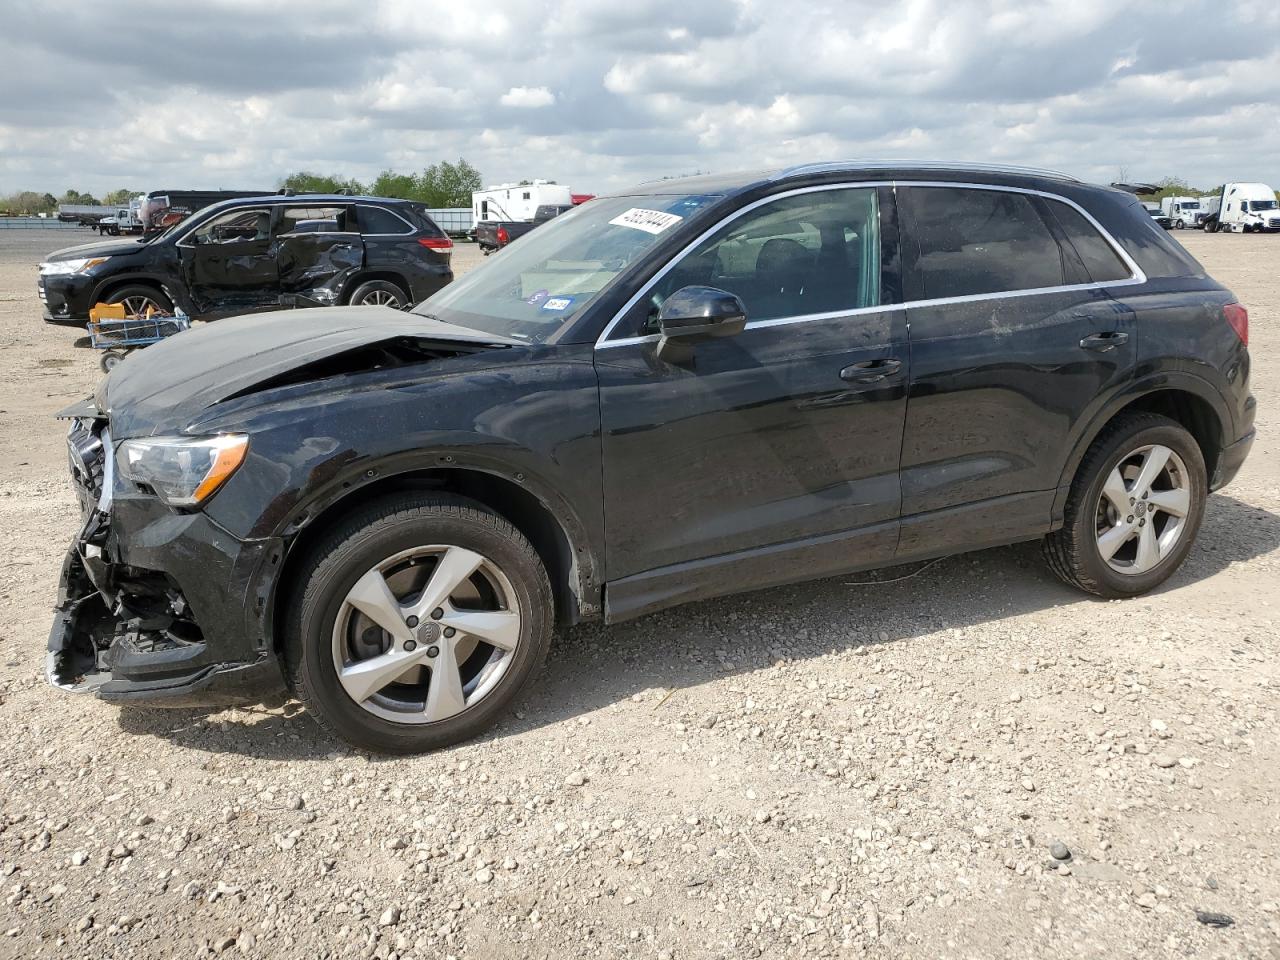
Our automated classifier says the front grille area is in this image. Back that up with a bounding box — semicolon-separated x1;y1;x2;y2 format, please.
67;419;107;508
1269;217;1280;229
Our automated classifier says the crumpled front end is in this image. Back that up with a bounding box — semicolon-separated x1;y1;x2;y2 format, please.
48;408;284;707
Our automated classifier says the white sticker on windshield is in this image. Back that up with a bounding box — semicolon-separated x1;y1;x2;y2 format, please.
608;208;684;235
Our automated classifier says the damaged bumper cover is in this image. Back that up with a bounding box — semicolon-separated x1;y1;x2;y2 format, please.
48;414;285;707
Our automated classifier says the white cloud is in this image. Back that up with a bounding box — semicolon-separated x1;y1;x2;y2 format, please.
0;0;1278;197
499;86;556;108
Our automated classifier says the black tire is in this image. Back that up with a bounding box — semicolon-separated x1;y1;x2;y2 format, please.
1043;413;1206;598
100;349;128;373
105;284;173;318
1174;219;1184;230
283;494;553;754
347;279;409;309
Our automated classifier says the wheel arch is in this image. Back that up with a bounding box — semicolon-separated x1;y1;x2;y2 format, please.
1052;377;1228;525
92;275;176;305
269;464;602;659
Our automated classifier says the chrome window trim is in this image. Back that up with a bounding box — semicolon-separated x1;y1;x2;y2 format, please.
594;179;1145;351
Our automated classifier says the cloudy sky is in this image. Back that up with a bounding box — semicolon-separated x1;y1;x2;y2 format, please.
2;0;1279;198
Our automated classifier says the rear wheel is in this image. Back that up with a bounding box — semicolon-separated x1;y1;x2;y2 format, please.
284;495;553;753
105;284;172;319
348;280;408;309
1043;413;1206;598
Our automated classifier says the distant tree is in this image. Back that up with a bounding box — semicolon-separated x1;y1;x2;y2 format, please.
2;191;54;214
60;189;100;205
103;188;136;205
280;171;366;195
415;159;482;207
368;169;418;200
280;160;481;206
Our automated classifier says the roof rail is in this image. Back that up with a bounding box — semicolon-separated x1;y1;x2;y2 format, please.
772;159;1080;183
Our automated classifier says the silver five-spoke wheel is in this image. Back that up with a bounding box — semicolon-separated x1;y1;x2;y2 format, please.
331;545;521;724
1094;444;1191;575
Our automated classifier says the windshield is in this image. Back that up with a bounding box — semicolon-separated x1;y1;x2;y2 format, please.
413;193;722;342
1180;200;1200;209
1247;198;1277;211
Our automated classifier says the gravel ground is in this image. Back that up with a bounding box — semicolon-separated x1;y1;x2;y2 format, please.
0;228;1277;959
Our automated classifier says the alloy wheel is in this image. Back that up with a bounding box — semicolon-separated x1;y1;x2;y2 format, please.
330;545;522;724
118;295;160;318
1094;444;1192;575
358;290;402;308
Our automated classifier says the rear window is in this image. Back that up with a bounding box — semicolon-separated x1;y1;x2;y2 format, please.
359;205;413;235
902;187;1064;299
1046;201;1132;283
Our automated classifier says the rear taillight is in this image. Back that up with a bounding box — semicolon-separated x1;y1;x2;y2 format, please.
1223;302;1249;346
417;236;452;252
496;226;509;245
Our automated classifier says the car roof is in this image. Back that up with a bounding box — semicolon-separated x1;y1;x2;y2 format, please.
609;160;1097;200
197;194;412;215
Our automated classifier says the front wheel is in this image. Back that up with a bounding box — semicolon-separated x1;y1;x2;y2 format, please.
284;495;554;753
1043;413;1206;598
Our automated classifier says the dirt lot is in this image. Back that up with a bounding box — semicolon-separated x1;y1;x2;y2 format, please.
0;228;1276;960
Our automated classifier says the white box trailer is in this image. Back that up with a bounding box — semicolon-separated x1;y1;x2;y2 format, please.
472;181;573;224
1205;182;1280;233
1159;196;1203;230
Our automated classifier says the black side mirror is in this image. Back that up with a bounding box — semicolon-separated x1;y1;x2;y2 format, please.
655;285;747;364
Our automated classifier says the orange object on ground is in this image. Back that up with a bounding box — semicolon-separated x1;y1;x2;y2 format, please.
89;302;127;322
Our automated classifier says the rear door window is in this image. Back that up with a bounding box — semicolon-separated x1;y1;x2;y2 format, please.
278;205;355;235
901;187;1064;299
1044;200;1133;283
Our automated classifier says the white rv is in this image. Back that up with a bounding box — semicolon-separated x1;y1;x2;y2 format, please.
1159;196;1203;230
1209;182;1280;233
472;181;573;224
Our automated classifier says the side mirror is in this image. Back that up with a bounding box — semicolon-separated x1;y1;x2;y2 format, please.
655;285;747;364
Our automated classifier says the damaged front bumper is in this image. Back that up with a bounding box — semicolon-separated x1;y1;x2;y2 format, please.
48;411;285;707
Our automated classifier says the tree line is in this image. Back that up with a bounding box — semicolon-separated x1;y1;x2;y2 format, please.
280;159;483;208
1;159;484;215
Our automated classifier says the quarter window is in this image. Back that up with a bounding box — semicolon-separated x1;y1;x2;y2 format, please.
640;187;881;330
1046;200;1132;283
902;187;1064;298
358;205;412;235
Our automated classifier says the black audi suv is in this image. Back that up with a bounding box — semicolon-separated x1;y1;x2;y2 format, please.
49;161;1254;753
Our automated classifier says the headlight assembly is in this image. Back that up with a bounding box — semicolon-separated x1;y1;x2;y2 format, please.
116;434;249;507
39;257;110;276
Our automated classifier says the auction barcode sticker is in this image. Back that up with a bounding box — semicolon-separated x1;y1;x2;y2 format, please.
608;208;684;234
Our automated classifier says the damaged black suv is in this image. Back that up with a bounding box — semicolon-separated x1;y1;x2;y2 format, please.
49;162;1254;754
39;194;454;323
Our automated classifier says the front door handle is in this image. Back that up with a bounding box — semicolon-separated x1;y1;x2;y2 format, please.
1080;331;1129;352
840;358;902;384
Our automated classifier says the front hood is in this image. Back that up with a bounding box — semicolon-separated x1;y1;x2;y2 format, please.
99;306;519;437
44;237;149;261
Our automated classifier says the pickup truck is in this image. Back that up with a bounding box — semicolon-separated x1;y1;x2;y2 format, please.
474;204;572;253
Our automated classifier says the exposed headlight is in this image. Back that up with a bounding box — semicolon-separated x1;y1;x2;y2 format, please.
116;435;249;508
39;257;110;276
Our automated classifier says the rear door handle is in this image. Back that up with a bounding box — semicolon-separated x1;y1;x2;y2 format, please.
839;358;902;383
1079;331;1129;352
